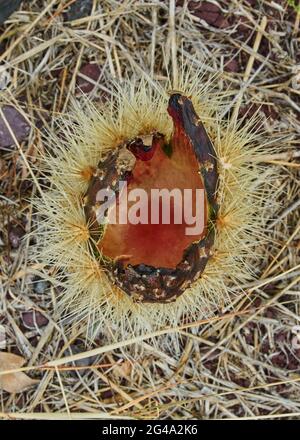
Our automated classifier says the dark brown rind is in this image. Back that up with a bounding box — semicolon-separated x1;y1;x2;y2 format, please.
111;229;215;303
168;94;218;216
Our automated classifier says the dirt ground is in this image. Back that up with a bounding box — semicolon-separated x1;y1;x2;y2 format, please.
0;0;300;420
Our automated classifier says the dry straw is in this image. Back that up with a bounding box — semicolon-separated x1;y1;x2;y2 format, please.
1;0;299;420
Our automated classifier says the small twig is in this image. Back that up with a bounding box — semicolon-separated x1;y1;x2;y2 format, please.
256;150;300;162
169;0;178;88
231;16;268;124
262;223;300;278
268;200;300;228
150;7;158;77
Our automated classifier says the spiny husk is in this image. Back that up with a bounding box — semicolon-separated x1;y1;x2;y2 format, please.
31;67;280;340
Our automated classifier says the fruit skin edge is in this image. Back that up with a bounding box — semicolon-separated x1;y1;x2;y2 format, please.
84;93;217;303
31;69;279;340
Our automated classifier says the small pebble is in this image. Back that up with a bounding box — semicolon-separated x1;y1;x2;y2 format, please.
64;341;98;376
0;105;30;148
32;277;50;295
0;0;22;25
22;310;49;329
188;1;229;29
76;63;101;94
8;224;24;249
65;0;93;22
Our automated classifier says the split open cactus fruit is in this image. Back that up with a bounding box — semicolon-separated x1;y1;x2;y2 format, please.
33;71;276;337
84;94;218;303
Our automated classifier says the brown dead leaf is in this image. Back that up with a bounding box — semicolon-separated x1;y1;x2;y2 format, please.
113;359;133;380
0;352;38;393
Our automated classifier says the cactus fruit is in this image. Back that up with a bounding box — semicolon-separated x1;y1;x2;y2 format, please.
33;71;277;338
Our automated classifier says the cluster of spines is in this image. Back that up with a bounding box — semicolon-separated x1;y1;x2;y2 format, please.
31;70;279;339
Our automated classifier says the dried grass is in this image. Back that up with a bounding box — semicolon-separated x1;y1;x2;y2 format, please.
0;0;299;420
